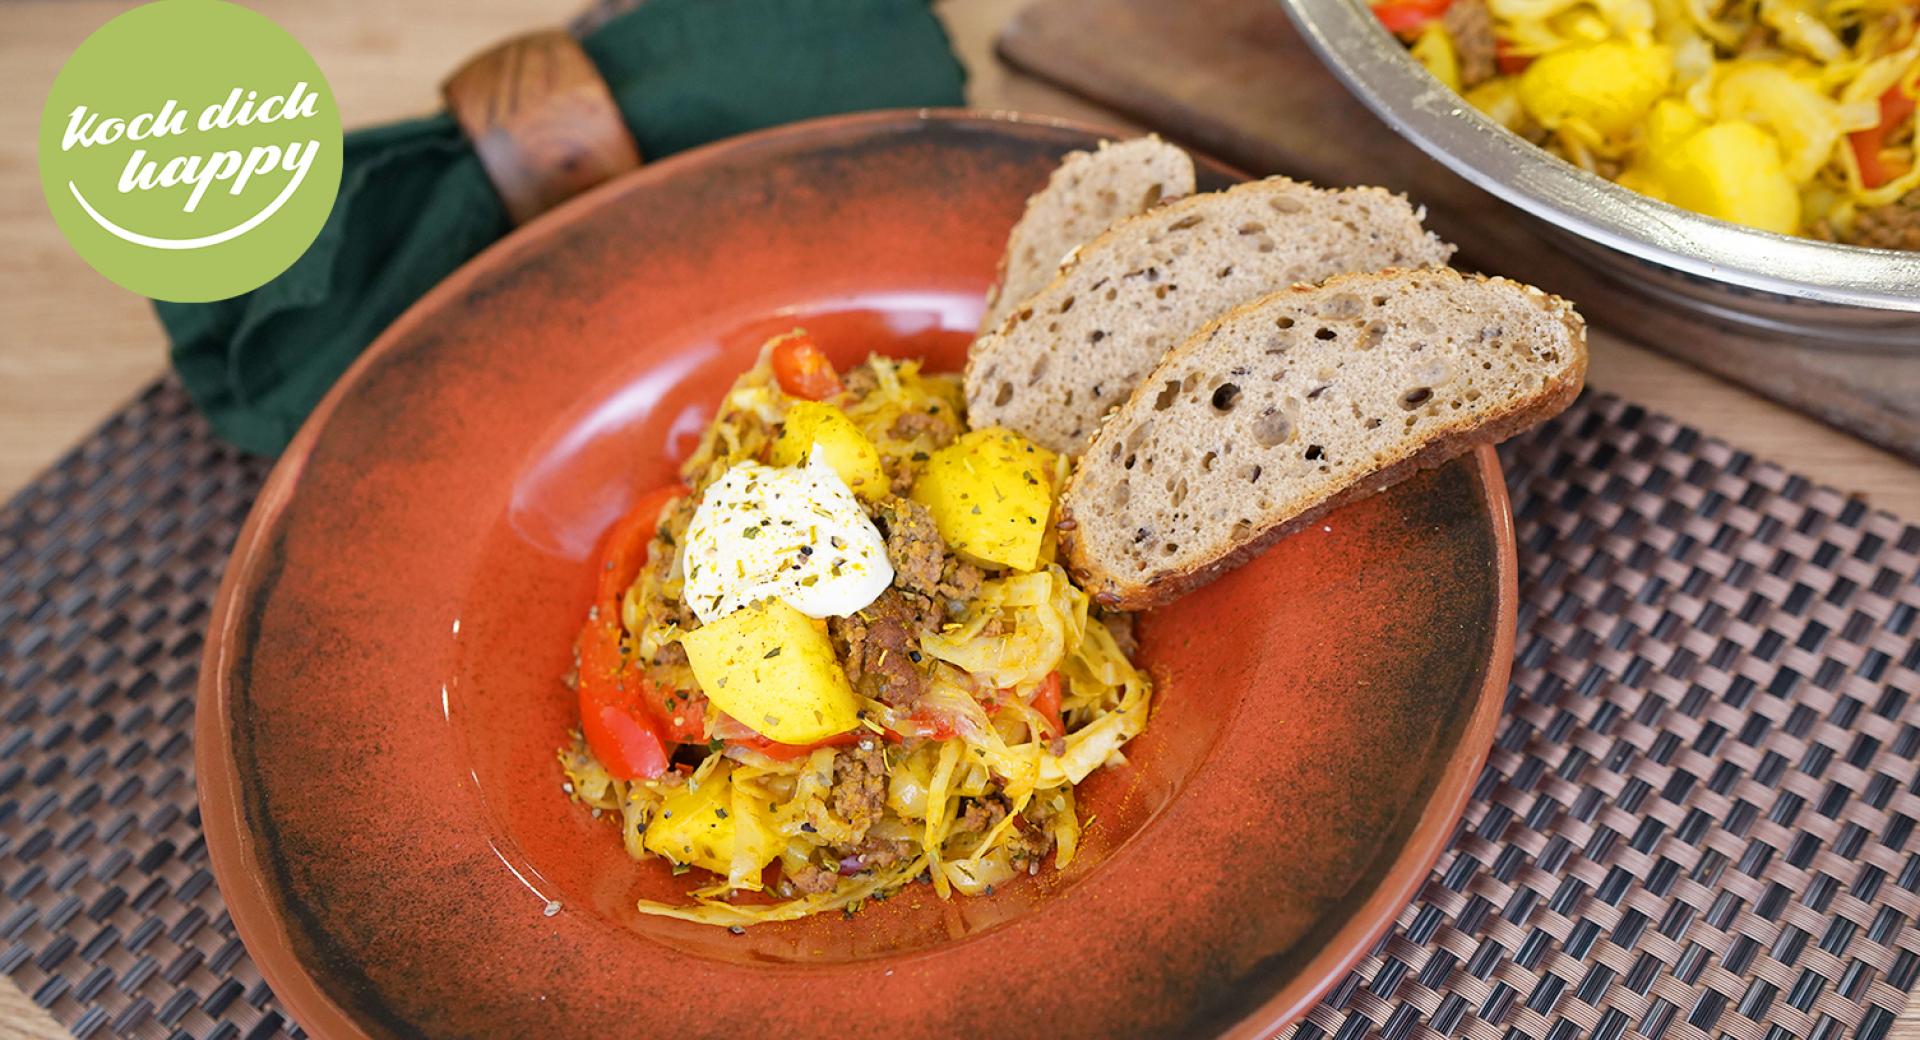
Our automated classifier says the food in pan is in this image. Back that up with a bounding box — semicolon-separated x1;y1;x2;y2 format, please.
558;137;1587;927
1375;0;1920;247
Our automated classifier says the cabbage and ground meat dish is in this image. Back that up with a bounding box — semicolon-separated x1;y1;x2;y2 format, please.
1377;0;1920;247
559;330;1153;926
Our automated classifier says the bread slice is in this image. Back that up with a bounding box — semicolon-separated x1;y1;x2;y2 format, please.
965;177;1455;455
1058;268;1586;609
979;136;1196;336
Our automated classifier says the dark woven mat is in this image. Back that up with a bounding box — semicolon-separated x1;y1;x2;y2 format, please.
2;380;1916;1040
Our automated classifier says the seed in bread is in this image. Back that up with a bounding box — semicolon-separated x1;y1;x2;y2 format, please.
965;177;1455;455
979;136;1196;337
1059;268;1587;609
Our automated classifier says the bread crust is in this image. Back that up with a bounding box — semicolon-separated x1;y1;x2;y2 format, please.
1057;270;1587;610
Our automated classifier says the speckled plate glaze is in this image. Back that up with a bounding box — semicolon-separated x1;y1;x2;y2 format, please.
198;110;1516;1040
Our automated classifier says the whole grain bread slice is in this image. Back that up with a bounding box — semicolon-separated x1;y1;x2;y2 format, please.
979;136;1196;336
1059;268;1586;609
965;177;1454;455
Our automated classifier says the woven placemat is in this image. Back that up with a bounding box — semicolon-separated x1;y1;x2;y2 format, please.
2;380;1916;1040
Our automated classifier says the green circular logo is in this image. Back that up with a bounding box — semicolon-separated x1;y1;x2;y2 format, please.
38;0;344;303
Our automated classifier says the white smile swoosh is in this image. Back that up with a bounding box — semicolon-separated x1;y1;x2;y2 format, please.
67;162;310;250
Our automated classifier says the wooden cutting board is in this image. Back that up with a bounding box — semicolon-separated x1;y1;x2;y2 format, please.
997;0;1920;463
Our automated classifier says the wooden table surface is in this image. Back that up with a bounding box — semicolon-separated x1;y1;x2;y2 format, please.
1;2;1915;1038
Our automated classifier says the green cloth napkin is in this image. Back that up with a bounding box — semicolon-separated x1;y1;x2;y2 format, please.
157;0;966;454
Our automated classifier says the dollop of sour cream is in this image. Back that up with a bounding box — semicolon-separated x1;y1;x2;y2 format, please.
681;447;893;623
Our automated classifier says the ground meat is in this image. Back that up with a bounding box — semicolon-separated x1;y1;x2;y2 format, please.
831;590;935;708
1005;818;1057;867
1024;793;1061;831
654;592;698;631
828;741;889;839
645;602;698;667
1096;608;1138;659
837;836;915;873
888;466;918;498
956;797;1008;836
881;498;948;599
939;557;985;608
785;834;914;893
950;796;1057;868
1007;798;1062;867
786;860;841;895
876;496;985;616
1441;0;1496;88
641;585;699;666
840;364;881;400
1837;192;1920;251
889;406;960;446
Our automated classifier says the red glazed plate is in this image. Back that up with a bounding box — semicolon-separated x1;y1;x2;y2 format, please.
198;110;1515;1039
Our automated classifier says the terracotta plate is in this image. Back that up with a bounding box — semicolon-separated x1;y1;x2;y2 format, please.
198;111;1515;1039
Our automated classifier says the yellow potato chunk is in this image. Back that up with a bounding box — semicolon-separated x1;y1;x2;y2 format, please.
1466;77;1527;133
644;769;736;874
1643;99;1705;157
1518;41;1671;136
770;400;887;500
681;599;859;743
1661;121;1800;235
1410;23;1462;93
1618;98;1705;202
909;427;1055;571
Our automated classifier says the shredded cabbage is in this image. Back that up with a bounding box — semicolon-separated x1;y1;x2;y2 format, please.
920;568;1084;689
558;349;1155;927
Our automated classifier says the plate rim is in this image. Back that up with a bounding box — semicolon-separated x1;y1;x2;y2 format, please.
1221;441;1513;1037
195;107;1517;1040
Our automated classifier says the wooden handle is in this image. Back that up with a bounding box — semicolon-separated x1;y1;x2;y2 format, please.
442;29;641;226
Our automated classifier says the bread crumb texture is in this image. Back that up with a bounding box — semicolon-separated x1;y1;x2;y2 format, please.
980;136;1196;336
1061;269;1585;607
966;177;1454;455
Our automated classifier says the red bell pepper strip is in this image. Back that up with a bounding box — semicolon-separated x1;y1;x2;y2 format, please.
728;728;866;761
607;488;704;737
593;485;688;602
986;673;1064;738
579;694;669;780
769;330;843;400
1850;84;1917;190
652;688;708;744
1030;672;1065;739
576;624;667;779
891;705;961;742
573;484;688;779
1495;39;1534;75
1371;0;1453;34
